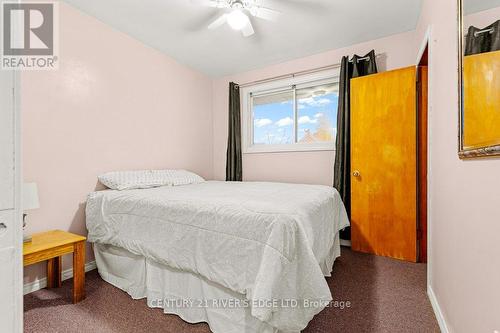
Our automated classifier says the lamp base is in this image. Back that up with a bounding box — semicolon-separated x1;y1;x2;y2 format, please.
23;213;32;243
23;234;32;243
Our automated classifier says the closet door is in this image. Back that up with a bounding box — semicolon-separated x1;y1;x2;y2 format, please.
350;66;417;262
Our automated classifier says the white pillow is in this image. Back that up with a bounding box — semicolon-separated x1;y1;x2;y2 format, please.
98;169;205;190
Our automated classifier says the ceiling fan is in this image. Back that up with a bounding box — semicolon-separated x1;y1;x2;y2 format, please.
191;0;281;37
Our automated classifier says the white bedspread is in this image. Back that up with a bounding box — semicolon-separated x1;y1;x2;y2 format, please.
86;181;349;332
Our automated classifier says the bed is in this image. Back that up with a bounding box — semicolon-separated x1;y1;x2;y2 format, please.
86;180;349;333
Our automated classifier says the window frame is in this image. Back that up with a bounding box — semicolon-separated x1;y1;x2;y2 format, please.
241;68;340;154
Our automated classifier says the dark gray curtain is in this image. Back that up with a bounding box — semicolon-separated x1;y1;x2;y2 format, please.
465;20;500;56
334;50;378;240
226;82;243;181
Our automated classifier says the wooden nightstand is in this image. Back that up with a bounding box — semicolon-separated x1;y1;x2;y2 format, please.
23;230;87;303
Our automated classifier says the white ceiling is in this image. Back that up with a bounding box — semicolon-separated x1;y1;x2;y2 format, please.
62;0;423;77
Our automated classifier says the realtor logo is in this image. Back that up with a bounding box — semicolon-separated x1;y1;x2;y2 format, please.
1;1;59;70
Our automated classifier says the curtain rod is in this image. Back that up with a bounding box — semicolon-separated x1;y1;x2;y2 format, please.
465;27;495;37
237;53;384;88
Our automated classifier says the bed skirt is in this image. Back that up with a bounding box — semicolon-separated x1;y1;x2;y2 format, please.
93;232;341;333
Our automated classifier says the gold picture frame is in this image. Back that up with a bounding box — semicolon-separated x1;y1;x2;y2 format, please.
458;0;500;158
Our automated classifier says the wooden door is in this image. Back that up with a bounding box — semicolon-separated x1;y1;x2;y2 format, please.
463;50;500;149
350;66;417;262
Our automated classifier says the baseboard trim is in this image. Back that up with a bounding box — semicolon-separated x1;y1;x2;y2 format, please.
23;261;97;295
340;239;351;247
428;284;449;333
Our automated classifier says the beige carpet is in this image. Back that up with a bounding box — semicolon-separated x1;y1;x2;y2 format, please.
24;247;439;333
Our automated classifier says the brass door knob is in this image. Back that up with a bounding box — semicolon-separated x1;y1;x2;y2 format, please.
352;170;361;177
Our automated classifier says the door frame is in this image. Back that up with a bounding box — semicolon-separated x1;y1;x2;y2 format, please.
13;68;23;333
416;25;433;297
11;1;24;328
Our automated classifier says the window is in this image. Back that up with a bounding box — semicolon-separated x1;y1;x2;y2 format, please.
242;69;339;153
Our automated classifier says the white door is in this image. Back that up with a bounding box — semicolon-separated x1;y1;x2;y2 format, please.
0;69;14;210
0;69;22;332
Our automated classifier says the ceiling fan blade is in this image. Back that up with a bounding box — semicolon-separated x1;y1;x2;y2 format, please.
208;14;227;29
252;7;281;21
242;20;255;37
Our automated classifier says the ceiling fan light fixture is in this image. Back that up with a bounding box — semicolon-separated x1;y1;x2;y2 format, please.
227;9;249;30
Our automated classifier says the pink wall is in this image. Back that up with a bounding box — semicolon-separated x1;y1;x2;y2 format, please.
211;31;417;185
22;3;213;284
415;0;500;332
